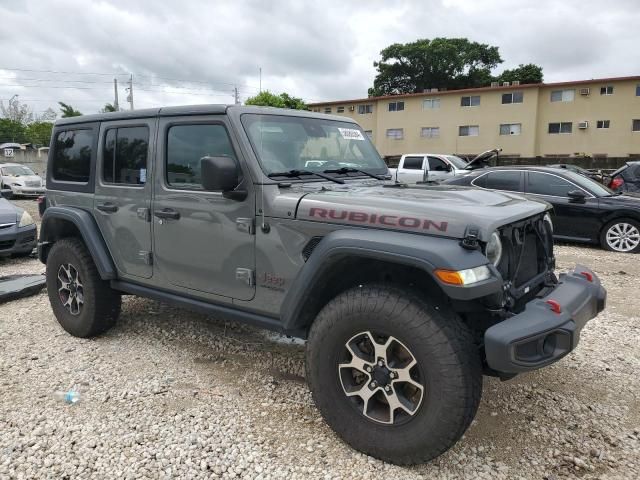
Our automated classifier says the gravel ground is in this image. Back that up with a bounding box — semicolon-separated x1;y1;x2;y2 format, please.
0;199;638;479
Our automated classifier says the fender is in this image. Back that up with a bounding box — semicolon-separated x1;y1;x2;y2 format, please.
280;228;501;332
38;206;117;280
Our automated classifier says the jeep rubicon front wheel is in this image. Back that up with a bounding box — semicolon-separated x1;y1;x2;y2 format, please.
46;238;121;337
305;285;482;465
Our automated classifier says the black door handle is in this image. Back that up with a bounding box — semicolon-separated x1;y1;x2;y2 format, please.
154;208;180;220
96;202;118;213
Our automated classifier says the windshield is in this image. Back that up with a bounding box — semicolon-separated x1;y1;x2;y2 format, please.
241;114;387;177
561;170;614;196
1;165;35;176
444;155;468;169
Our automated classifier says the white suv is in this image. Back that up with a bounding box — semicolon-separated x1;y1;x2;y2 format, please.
0;163;45;198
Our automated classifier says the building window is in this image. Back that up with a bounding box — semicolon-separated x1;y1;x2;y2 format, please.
600;85;614;95
337;106;344;113
422;98;441;109
550;89;575;102
420;127;440;138
548;122;573;134
103;126;149;185
358;104;373;114
636;85;640;96
324;107;332;114
596;120;610;129
633;119;640;132
312;108;319;112
388;101;405;112
364;130;373;140
52;129;93;183
499;123;522;135
386;128;404;139
501;92;524;104
459;125;479;136
460;95;480;107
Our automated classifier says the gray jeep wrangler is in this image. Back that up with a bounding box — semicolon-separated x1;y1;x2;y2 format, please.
39;105;606;465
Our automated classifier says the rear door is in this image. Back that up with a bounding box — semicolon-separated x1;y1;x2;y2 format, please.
397;155;426;183
94;119;155;279
151;115;256;300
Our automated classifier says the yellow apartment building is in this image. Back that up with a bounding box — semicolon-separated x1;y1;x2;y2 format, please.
308;76;640;158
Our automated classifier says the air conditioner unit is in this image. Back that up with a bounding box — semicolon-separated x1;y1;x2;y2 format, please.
580;88;590;96
502;82;510;87
512;80;520;86
490;81;499;87
578;121;589;129
349;105;355;111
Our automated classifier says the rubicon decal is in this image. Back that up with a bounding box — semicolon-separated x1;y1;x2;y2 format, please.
308;208;448;232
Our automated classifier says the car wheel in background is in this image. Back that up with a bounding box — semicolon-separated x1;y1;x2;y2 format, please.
600;218;640;253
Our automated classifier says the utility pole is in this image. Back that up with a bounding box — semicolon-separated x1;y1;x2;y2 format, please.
233;86;240;105
113;78;119;111
126;74;134;110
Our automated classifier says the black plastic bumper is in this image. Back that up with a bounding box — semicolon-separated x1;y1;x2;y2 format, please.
484;265;606;374
0;224;37;257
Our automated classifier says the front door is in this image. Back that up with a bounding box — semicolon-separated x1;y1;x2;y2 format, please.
426;156;452;182
152;116;256;300
94;119;155;279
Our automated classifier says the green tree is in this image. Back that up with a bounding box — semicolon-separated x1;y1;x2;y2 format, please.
58;102;82;117
494;63;543;85
0;118;27;143
25;121;54;147
369;38;503;96
101;103;117;113
245;91;307;110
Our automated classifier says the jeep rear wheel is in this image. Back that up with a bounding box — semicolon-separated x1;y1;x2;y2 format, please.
46;238;121;337
306;285;482;465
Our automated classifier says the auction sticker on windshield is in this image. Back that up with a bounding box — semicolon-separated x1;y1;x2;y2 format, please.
338;128;365;141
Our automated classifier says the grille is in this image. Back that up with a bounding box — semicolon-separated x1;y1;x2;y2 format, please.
302;236;323;261
25;180;41;187
0;239;15;250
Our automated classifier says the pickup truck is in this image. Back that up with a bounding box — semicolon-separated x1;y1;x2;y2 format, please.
388;149;501;184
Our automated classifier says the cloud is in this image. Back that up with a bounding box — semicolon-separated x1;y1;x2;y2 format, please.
0;0;638;115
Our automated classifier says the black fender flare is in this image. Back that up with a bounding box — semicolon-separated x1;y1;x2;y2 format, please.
280;228;500;332
38;206;116;280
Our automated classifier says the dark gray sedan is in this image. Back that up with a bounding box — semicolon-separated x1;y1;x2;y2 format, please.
0;197;37;257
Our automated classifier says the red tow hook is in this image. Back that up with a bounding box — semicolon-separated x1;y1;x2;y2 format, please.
546;300;562;314
580;271;593;282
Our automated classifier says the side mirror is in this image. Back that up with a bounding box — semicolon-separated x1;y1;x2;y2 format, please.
567;189;586;203
200;156;246;200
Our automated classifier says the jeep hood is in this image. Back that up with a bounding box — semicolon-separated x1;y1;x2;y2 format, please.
295;184;549;241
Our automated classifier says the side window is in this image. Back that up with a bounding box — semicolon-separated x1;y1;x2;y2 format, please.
102;126;149;185
52;129;93;183
166;124;236;189
427;156;448;171
484;171;522;192
526;172;574;197
402;156;424;170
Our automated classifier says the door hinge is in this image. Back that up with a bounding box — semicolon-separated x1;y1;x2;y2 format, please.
137;207;151;222
139;251;153;265
235;268;255;286
236;217;255;235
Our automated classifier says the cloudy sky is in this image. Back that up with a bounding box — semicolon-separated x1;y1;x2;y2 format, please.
1;0;639;118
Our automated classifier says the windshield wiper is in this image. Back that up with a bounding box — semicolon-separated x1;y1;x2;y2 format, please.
267;169;345;184
322;167;386;181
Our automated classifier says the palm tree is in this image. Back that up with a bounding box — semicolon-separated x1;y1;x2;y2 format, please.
58;102;82;117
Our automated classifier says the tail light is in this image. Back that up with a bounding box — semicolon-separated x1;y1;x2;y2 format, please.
609;176;624;190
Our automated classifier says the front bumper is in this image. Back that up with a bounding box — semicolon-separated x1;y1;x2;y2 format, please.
0;223;38;256
484;265;606;374
10;186;46;196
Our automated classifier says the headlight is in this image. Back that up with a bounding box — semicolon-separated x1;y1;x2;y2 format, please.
543;213;553;233
435;266;491;286
18;211;34;227
485;231;503;266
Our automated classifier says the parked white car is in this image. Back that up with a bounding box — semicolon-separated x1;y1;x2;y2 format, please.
0;163;46;198
388;149;502;184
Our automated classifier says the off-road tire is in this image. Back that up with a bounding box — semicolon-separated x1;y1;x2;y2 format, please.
600;218;640;253
46;238;121;337
306;285;482;465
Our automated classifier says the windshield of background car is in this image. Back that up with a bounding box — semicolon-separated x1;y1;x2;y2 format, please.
561;170;614;196
241;114;387;176
444;155;468;169
1;165;35;176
